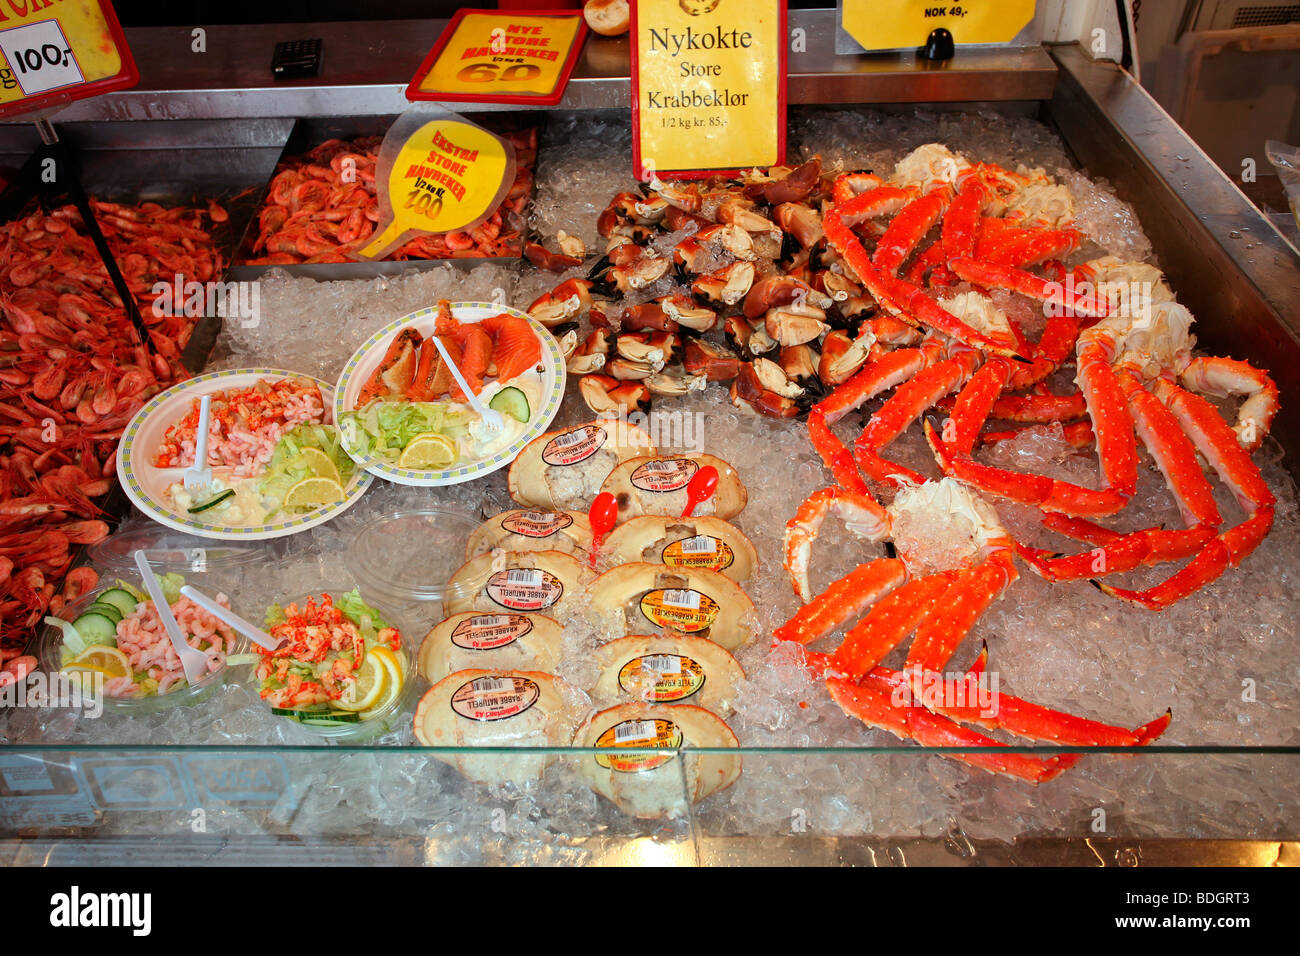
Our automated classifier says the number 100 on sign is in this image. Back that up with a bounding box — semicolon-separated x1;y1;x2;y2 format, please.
0;19;83;96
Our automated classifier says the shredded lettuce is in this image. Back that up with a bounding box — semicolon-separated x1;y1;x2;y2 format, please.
258;423;356;515
114;579;147;603
158;573;185;606
264;603;287;629
338;400;471;464
336;588;392;641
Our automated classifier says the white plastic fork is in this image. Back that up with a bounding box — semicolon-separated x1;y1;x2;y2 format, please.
134;550;210;685
183;394;213;492
179;585;282;651
426;333;504;432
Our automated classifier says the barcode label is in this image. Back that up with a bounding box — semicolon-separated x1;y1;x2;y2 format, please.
644;459;680;472
506;569;542;586
642;655;681;674
521;512;551;522
680;535;716;554
476;615;508;628
661;589;700;609
471;677;515;694
555;429;587;447
614;720;657;743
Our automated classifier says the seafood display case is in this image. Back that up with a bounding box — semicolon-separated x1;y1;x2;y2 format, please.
0;11;1298;866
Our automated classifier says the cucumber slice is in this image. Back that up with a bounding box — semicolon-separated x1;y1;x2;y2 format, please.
71;612;119;645
299;713;362;726
83;602;123;624
270;706;361;724
188;489;235;513
488;386;530;423
97;588;139;618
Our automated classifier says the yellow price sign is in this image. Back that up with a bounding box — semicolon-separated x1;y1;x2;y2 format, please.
356;113;515;261
0;0;138;119
840;0;1037;52
631;0;786;180
407;9;587;107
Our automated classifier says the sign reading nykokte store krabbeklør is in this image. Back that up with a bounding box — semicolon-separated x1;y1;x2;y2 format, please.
631;0;786;181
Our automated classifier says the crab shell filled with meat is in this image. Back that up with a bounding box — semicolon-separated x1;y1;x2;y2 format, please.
588;633;746;715
465;510;593;560
601;515;758;583
574;702;741;819
417;612;565;683
509;419;657;510
415;669;588;786
443;550;592;621
600;453;747;521
587;562;755;651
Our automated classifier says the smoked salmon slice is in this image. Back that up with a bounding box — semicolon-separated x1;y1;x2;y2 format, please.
480;313;541;383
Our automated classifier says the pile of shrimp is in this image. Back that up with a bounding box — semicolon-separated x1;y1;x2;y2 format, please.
110;594;237;696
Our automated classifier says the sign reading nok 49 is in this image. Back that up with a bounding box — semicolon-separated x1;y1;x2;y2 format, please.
631;0;786;181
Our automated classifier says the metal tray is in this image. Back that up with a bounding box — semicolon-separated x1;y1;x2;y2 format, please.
228;113;540;281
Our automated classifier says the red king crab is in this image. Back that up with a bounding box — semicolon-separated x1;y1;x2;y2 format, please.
776;143;1279;777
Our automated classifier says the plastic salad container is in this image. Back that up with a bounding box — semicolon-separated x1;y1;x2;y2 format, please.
251;586;413;741
39;526;261;715
345;508;482;609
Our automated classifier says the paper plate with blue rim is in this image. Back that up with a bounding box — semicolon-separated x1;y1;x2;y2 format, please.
116;368;373;541
334;302;566;487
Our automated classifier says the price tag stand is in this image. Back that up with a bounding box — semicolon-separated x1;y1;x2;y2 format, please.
406;9;587;107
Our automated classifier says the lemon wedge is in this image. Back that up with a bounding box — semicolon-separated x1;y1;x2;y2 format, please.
361;646;406;717
293;447;342;484
71;645;132;680
284;476;345;509
333;652;388;712
398;433;457;470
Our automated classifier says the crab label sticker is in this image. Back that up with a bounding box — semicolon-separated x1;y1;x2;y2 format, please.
542;425;607;466
502;511;573;538
594;718;683;773
450;614;534;650
451;675;541;721
618;654;706;703
663;535;734;572
631;458;698;493
639;588;719;633
486;568;564;611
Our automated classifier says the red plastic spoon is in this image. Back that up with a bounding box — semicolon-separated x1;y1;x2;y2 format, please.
681;465;719;518
588;491;619;569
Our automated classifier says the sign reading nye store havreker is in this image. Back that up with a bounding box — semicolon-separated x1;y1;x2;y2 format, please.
631;0;786;181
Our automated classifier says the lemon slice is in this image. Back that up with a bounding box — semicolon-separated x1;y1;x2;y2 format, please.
72;645;132;680
333;652;388;712
362;646;406;717
293;447;341;484
284;476;345;509
398;433;457;470
59;663;114;690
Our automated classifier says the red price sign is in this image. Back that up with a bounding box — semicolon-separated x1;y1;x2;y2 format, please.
0;0;137;119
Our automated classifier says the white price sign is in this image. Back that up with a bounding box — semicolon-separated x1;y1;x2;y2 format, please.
0;19;83;96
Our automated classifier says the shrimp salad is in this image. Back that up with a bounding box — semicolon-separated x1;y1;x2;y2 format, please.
48;574;239;698
152;377;356;526
154;376;326;476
